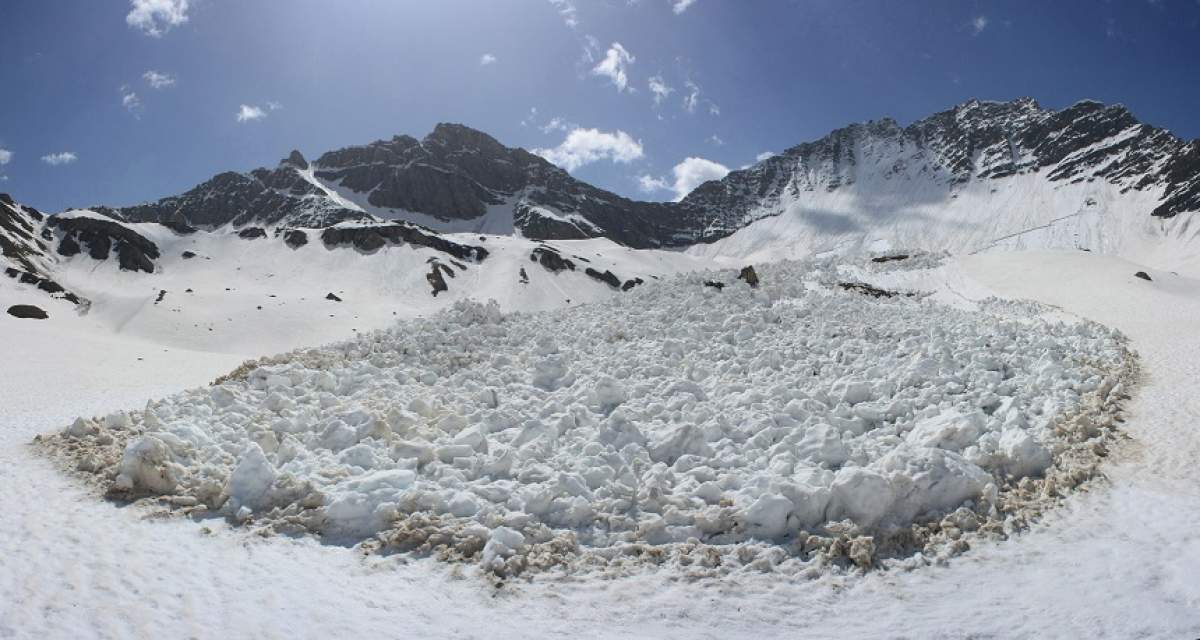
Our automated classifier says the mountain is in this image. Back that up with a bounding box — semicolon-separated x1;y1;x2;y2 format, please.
98;98;1200;263
686;98;1200;265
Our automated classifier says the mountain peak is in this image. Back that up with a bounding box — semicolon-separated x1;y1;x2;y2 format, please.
282;150;308;170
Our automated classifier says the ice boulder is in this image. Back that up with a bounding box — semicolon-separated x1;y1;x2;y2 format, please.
906;409;986;452
481;526;526;572
743;494;794;539
226;443;278;512
826;467;894;528
997;428;1052;478
874;445;991;525
113;436;178;495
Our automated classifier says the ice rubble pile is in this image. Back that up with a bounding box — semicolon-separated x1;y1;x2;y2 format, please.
65;259;1129;571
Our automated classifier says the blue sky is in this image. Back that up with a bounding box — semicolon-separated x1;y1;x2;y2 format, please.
2;0;1200;212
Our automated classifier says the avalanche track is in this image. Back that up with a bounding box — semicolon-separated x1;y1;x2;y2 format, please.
1;251;1198;639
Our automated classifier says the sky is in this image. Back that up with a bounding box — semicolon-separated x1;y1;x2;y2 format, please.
2;0;1200;213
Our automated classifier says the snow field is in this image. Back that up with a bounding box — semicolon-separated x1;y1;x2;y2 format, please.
42;257;1135;578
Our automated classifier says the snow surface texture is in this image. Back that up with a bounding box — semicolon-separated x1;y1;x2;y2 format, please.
41;257;1134;578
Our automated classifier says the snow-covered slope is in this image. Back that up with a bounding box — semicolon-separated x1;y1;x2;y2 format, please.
689;99;1200;273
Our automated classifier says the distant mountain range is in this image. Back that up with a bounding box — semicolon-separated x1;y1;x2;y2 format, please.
4;96;1200;313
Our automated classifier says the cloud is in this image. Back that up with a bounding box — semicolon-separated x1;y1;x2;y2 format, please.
592;42;635;92
120;85;143;115
540;117;571;134
143;70;176;89
756;151;776;162
236;104;267;123
42;152;78;166
642;157;729;201
126;0;190;37
637;174;670;193
548;0;579;28
672;0;698;14
535;127;644;171
520;107;539;127
480;53;497;66
0;148;11;165
682;80;720;115
648;74;673;105
707;134;724;146
971;15;988;35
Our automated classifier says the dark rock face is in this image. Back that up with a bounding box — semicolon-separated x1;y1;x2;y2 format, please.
7;304;48;319
0;197;83;304
47;216;160;273
621;277;644;291
181;251;197;259
283;229;308;248
326;292;342;302
320;223;488;262
238;227;267;239
584;267;621;289
530;246;575;272
311;123;703;248
1134;271;1153;281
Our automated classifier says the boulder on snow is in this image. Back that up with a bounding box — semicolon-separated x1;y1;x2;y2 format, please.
530;246;575;273
326;292;343;302
7;304;48;319
871;254;910;263
181;250;197;259
737;265;760;288
703;280;726;290
584;267;621;289
1134;271;1152;281
238;227;267;240
283;229;308;248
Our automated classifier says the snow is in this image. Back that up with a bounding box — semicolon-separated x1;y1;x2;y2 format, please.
3;249;1200;638
37;257;1133;579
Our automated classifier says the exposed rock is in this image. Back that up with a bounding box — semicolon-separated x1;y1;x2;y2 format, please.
426;262;453;296
237;227;267;240
320;223;487;262
838;282;908;298
7;304;48;319
519;267;529;284
283;229;308;248
326;292;342;302
621;277;644;291
737;265;760;288
704;281;726;290
584;267;621;289
48;215;159;273
530;247;575;273
871;254;910;263
1134;271;1152;281
181;251;197;259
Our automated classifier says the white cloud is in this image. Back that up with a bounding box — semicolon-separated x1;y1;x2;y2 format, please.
143;70;176;89
121;85;142;115
520;107;539;127
641;157;730;201
42;152;78;166
637;174;670;193
672;0;698;14
267;101;283;111
971;15;988;35
648;75;673;105
535;127;644;172
540;117;570;134
236;104;267;123
592;42;635;92
682;80;719;115
126;0;190;37
479;53;497;66
707;134;724;146
548;0;580;29
0;148;11;165
756;151;776;162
